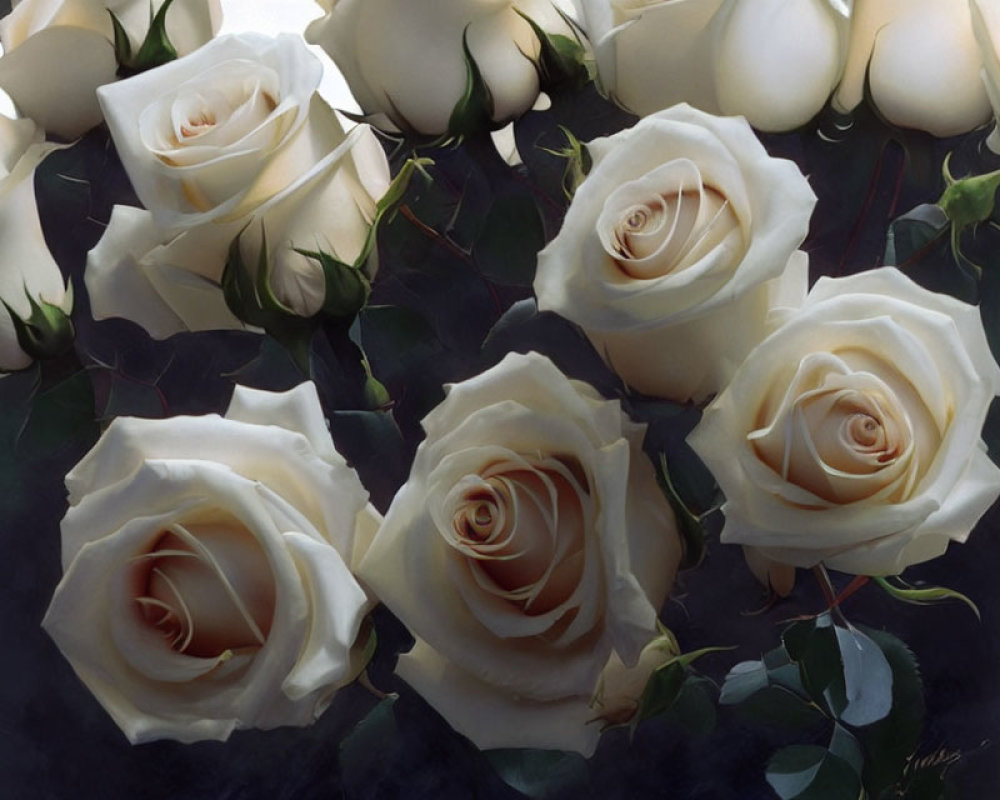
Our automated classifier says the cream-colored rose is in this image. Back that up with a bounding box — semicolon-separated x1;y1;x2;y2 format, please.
576;0;849;132
43;382;382;743
305;0;568;136
358;352;682;755
833;0;991;137
534;103;814;404
86;31;390;337
971;0;1000;152
0;0;222;139
99;32;344;232
688;268;1000;577
85;115;389;337
0;114;73;371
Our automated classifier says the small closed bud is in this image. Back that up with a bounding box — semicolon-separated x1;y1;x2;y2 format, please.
591;632;680;727
3;282;75;368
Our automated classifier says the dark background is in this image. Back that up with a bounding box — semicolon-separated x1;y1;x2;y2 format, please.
2;3;1000;798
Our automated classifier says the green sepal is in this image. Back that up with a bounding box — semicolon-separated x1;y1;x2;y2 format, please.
446;28;496;140
514;9;590;91
354;156;433;269
633;642;733;726
221;225;316;373
873;575;980;619
538;126;591;200
655;451;707;569
2;289;75;367
937;152;1000;274
113;0;180;78
292;247;371;320
360;357;391;411
108;10;132;66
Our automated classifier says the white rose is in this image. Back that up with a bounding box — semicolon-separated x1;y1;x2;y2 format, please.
971;0;1000;153
42;382;383;743
0;114;73;371
86;31;391;337
833;0;991;137
85;118;390;337
99;32;343;232
688;268;1000;577
305;0;564;136
534;103;815;404
358;352;682;756
575;0;849;132
0;0;222;139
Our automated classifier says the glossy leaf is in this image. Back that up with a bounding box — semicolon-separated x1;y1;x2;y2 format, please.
854;628;925;798
766;745;862;800
833;625;893;727
484;749;589;798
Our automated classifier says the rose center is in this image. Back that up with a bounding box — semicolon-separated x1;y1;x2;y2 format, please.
597;162;740;281
445;458;588;615
180;111;217;138
134;521;276;659
847;413;883;449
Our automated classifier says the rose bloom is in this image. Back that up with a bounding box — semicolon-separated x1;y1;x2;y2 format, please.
833;0;992;137
358;352;681;756
0;114;72;371
971;0;1000;153
42;382;381;743
688;268;1000;577
534;103;815;404
0;0;222;139
574;0;849;132
87;32;391;337
305;0;569;136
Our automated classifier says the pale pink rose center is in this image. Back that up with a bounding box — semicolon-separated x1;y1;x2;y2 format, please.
448;460;587;615
750;364;922;506
134;521;276;659
600;168;741;281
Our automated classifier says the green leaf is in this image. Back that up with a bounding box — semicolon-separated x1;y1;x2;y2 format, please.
736;686;828;731
339;696;399;786
766;745;863;800
15;368;98;458
654;452;707;569
829;724;864;776
485;749;589;799
884;204;949;267
833;625;893;727
666;675;717;736
721;646;826;731
634;646;729;725
853;628;925;798
636;661;687;722
784;615;844;713
873;576;980;619
474;190;545;286
719;659;769;706
358;305;441;388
